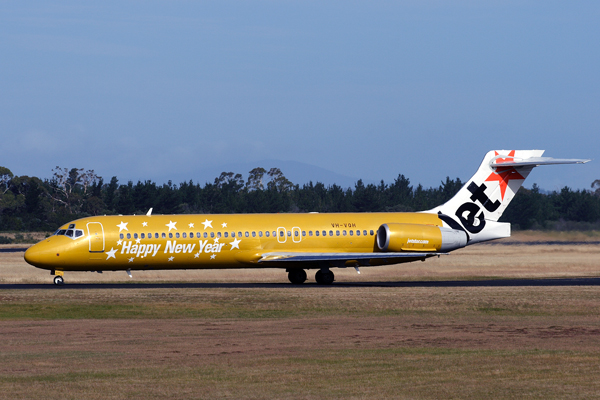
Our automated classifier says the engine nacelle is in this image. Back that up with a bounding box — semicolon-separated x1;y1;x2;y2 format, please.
377;223;467;252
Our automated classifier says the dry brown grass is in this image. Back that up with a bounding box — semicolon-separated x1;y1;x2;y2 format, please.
1;233;599;399
1;286;600;399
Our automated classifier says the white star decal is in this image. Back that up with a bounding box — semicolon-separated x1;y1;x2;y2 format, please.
166;221;177;231
221;222;227;228
117;222;128;232
135;238;141;244
168;256;174;262
229;238;241;250
117;239;123;246
202;219;213;230
188;222;194;228
128;257;134;263
142;222;148;227
210;254;216;260
194;253;200;258
106;248;117;260
213;237;219;244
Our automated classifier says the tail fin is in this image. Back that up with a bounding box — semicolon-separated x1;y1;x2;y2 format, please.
429;150;589;243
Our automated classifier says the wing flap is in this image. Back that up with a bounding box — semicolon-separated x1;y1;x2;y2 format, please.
258;251;446;263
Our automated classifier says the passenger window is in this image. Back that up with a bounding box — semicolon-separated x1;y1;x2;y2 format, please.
182;233;186;238
169;233;173;239
287;231;291;237
217;232;222;238
309;231;313;236
336;230;340;236
272;231;276;237
258;231;263;237
211;232;215;238
265;231;270;237
127;233;131;239
279;231;284;237
322;231;326;236
120;233;124;239
294;231;299;237
134;233;138;239
363;230;367;236
370;230;374;235
329;230;333;236
204;232;208;238
155;233;159;239
252;232;256;237
141;233;145;239
197;232;201;238
231;232;236;238
302;231;306;236
315;231;319;237
245;232;249;237
176;232;180;238
356;230;360;236
238;232;242;238
343;230;346;236
162;233;166;238
224;232;229;238
349;230;353;236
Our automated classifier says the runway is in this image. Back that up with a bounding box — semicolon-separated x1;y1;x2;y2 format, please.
2;276;600;290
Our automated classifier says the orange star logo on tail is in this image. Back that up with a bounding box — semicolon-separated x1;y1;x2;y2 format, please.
485;150;525;200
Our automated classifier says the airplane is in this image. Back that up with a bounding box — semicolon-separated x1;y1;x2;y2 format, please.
24;150;589;285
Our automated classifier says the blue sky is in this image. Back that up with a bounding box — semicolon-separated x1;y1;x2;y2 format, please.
1;1;598;191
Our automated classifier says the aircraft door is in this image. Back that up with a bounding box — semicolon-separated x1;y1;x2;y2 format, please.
87;222;105;252
277;227;286;243
292;227;301;243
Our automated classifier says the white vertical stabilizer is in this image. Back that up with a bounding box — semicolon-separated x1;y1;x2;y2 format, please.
428;150;589;244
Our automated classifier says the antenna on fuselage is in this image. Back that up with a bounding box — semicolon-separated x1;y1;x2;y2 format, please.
146;208;153;216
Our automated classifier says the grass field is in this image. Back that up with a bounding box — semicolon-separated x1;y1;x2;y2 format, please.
1;231;599;399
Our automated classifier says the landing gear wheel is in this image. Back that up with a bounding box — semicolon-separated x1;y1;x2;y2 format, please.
288;269;307;284
53;276;64;286
315;270;334;285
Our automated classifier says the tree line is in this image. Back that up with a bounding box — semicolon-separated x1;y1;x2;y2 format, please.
1;166;599;232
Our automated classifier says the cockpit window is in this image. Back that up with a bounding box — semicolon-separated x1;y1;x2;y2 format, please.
53;228;84;240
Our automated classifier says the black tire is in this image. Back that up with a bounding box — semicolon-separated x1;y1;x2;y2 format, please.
315;270;334;285
53;276;64;286
288;269;307;284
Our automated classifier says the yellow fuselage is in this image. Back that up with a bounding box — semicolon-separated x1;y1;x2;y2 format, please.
25;212;444;272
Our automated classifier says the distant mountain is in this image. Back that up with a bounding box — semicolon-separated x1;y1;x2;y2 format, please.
185;160;368;189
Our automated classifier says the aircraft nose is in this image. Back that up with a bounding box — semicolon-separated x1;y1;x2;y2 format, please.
24;241;57;268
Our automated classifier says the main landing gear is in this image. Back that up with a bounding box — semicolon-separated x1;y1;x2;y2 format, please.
287;269;307;284
315;269;335;285
286;268;335;285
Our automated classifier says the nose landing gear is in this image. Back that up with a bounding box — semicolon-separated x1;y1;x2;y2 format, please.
51;270;65;285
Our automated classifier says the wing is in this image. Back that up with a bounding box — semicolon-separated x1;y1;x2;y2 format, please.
257;251;446;266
